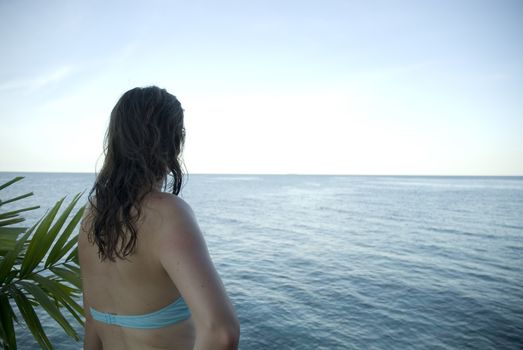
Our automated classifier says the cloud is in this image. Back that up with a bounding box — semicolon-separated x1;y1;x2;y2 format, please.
0;65;75;92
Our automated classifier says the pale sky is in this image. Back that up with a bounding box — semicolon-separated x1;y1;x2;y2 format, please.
0;0;522;175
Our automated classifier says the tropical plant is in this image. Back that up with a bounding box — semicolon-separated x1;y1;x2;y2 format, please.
0;176;85;349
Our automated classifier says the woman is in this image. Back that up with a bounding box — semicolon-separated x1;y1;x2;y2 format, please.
79;86;240;350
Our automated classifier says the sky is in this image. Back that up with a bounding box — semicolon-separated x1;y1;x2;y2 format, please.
0;0;522;175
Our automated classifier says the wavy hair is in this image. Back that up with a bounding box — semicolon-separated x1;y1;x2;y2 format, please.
88;86;185;261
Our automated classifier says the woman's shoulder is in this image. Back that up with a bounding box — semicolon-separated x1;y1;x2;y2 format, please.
143;191;194;217
142;192;204;258
141;192;197;235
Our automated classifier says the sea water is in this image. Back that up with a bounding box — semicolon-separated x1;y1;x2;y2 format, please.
0;173;522;349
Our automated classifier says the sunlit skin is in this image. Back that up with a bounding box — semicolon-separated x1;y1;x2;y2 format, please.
79;190;240;349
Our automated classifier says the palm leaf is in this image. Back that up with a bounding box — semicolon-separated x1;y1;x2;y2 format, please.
0;227;25;255
49;267;81;289
1;177;86;348
45;199;85;267
0;177;24;192
29;274;84;326
58;233;80;264
0;218;25;228
65;247;78;263
0;206;39;220
20;198;64;277
18;282;79;340
58;298;84;326
0;222;38;283
0;193;34;207
12;286;53;350
63;263;80;275
43;194;83;266
0;294;17;349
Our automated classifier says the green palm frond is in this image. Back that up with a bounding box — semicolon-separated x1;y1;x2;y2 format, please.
0;177;85;350
0;177;39;258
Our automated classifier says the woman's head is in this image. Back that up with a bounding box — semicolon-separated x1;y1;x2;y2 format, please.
88;86;185;261
106;86;185;188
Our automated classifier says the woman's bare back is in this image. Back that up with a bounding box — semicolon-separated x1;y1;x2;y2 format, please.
79;192;196;350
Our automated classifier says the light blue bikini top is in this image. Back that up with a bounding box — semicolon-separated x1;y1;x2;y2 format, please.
89;297;191;329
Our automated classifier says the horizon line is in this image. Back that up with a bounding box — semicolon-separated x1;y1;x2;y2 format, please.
0;171;522;177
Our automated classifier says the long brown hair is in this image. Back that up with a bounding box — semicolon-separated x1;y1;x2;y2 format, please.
88;86;185;261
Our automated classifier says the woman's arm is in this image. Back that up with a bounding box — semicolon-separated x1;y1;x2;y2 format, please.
80;280;102;349
83;313;103;350
154;195;240;350
79;210;103;350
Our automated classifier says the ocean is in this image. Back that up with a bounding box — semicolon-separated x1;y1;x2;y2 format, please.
1;173;522;349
